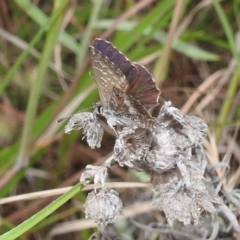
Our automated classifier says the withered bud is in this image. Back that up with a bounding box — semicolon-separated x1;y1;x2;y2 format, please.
84;188;123;227
80;165;108;186
65;112;103;149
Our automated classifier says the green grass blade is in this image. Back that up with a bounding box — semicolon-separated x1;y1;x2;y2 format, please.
0;1;69;97
95;20;220;61
14;0;79;52
76;0;104;67
114;0;175;51
212;0;240;141
0;183;83;240
215;70;239;141
16;0;68;167
212;0;237;59
212;0;240;75
154;30;220;61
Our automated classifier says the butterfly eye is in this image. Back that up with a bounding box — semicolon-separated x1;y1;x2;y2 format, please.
97;106;102;114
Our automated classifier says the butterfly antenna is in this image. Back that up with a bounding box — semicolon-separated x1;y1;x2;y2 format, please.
56;116;71;123
56;106;95;123
81;105;94;112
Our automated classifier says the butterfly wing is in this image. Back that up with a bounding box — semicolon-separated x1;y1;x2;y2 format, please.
90;38;160;109
110;87;151;118
126;64;160;109
89;39;137;107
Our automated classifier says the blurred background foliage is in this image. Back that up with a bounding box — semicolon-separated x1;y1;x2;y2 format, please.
0;0;240;239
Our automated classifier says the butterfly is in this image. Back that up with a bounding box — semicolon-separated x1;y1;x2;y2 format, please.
88;39;161;165
89;38;160;130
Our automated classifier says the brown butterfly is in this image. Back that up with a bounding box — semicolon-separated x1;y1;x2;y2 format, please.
89;39;160;130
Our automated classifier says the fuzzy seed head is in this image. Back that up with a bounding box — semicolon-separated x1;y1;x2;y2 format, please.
84;188;122;227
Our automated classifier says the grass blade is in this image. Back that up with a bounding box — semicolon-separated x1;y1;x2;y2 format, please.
0;183;83;240
16;0;69;168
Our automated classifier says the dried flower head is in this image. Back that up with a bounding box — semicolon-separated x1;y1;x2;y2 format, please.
65;112;103;149
84;188;123;227
114;127;153;169
143;102;208;174
151;165;222;226
157;101;208;148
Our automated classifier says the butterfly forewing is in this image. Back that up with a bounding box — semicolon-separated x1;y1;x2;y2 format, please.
92;39;138;82
89;46;127;107
90;38;160;110
89;39;137;107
